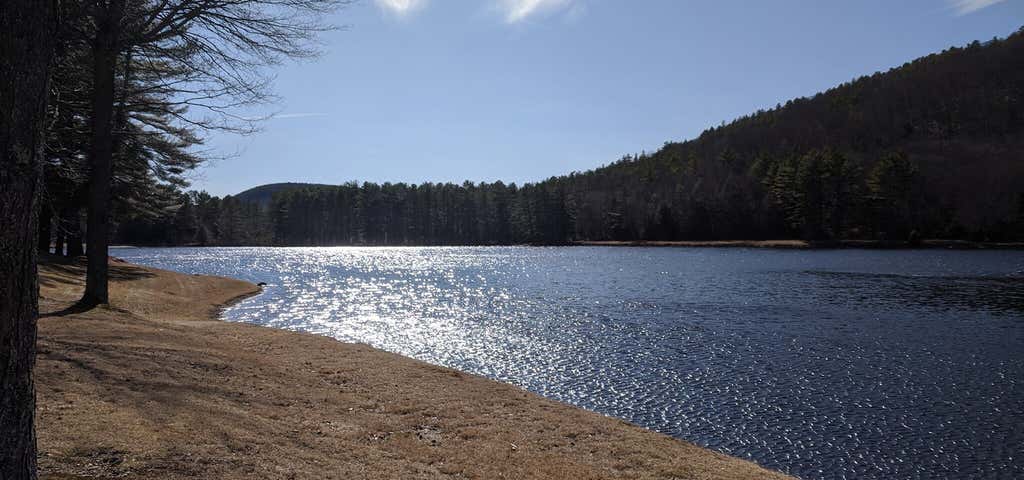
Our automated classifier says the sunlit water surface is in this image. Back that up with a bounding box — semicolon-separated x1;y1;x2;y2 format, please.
113;246;1024;479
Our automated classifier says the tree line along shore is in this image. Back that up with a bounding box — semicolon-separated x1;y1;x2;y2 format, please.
572;239;1024;249
78;29;1024;249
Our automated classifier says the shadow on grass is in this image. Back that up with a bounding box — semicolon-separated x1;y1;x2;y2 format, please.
39;255;156;317
41;302;95;318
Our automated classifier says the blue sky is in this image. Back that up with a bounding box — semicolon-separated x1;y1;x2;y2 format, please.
194;0;1023;196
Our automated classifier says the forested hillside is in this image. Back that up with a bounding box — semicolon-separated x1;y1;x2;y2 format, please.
235;183;334;207
115;28;1024;246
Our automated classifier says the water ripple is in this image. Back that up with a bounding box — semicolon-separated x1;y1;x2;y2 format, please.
114;246;1024;480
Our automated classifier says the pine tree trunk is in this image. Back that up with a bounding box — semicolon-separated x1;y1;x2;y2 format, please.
37;206;51;254
66;208;84;258
81;2;123;306
68;232;84;258
0;0;57;478
54;231;66;257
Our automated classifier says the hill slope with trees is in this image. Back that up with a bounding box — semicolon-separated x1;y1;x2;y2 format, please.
235;183;335;207
115;27;1024;246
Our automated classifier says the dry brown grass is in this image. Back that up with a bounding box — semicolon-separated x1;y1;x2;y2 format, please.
36;257;791;480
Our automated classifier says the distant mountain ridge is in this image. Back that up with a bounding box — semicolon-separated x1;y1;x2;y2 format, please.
234;182;334;206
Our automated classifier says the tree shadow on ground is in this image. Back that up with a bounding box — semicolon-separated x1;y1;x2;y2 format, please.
39;256;155;317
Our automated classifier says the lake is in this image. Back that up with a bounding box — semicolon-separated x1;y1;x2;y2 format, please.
112;246;1024;479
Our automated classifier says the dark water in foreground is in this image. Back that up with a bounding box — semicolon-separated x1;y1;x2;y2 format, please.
113;246;1024;479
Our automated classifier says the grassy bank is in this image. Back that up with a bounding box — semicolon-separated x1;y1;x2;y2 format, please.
35;257;790;479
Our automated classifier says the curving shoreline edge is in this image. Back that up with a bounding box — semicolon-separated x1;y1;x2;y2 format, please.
35;257;792;479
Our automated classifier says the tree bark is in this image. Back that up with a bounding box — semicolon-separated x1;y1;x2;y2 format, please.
65;207;84;258
54;230;66;257
0;0;57;478
37;205;51;254
68;234;84;258
81;1;124;307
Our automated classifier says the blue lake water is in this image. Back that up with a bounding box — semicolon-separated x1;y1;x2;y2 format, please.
112;246;1024;479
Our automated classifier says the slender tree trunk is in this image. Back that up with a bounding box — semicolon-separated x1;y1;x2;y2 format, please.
59;206;74;257
67;209;84;258
0;0;57;478
37;205;52;254
54;230;66;257
81;1;124;307
68;237;84;258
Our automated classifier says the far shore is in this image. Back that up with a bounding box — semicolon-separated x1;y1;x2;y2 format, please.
100;239;1024;250
35;256;790;479
574;239;1024;249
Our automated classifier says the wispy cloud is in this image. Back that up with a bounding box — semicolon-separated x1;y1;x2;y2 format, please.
375;0;428;17
498;0;574;23
947;0;1007;15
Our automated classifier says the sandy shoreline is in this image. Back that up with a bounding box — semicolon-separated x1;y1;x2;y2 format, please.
35;257;790;479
